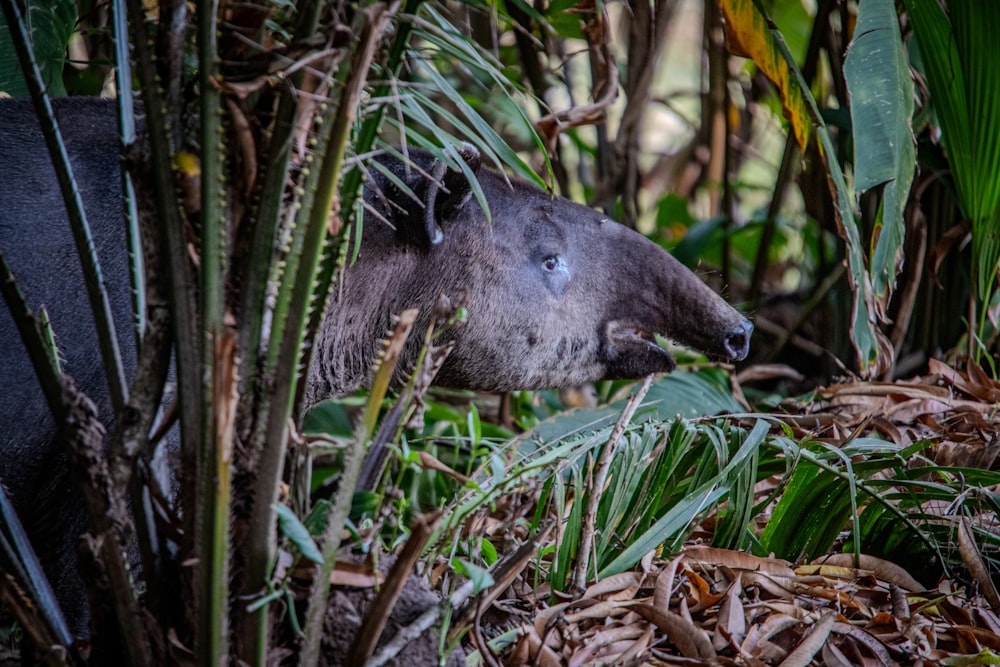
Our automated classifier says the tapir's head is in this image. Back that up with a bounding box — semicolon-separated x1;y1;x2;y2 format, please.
310;146;752;399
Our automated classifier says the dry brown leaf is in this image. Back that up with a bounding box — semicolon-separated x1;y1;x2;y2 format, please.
974;608;1000;635
833;621;893;666
631;603;715;658
654;554;683;610
615;626;654;665
930;440;1000;469
741;612;800;656
966;362;1000;399
788;580;871;614
952;624;1000;650
532;601;571;640
776;612;835;667
958;516;1000;611
683;568;723;610
509;627;562;667
683;545;795;577
930;358;1000;403
796;563;860;579
822;640;855;667
762;602;811;621
741;571;797;600
580;571;643;600
811;553;925;591
713;578;746;651
563;599;632;624
415;451;470;484
567;624;646;667
821;381;950;400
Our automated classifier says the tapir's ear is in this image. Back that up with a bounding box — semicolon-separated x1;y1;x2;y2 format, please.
370;144;482;248
421;143;481;245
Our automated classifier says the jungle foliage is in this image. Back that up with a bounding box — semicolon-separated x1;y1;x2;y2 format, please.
1;0;999;665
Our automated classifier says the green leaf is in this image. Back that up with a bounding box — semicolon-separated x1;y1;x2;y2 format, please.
758;461;854;561
599;485;728;577
0;0;75;97
452;558;495;595
475;537;498;567
302;399;355;438
724;0;889;376
844;0;916;313
718;0;811;151
522;369;743;448
274;504;323;564
598;419;769;577
904;0;1000;302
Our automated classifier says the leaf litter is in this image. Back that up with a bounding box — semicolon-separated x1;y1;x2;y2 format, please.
455;361;1000;665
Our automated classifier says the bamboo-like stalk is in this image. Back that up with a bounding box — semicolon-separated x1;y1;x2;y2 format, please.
236;5;398;662
235;60;340;667
0;253;63;415
296;0;425;418
236;0;325;415
300;8;400;665
0;483;76;664
125;0;205;649
194;1;233;664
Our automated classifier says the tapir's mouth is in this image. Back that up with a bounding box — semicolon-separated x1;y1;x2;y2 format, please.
615;326;670;357
604;321;677;378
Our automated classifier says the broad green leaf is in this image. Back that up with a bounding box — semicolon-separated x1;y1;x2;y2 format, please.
904;0;1000;302
598;419;769;577
273;503;323;564
758;461;855;561
718;0;811;151
0;0;75;97
599;485;728;577
723;0;890;375
952;2;1000;304
844;0;915;314
521;368;743;448
817;126;889;376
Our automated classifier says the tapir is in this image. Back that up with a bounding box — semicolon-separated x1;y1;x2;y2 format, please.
308;147;752;401
0;97;751;638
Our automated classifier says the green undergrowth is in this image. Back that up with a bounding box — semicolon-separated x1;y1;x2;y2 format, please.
297;364;1000;601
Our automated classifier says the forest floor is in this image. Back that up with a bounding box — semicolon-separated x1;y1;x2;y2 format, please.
467;361;1000;665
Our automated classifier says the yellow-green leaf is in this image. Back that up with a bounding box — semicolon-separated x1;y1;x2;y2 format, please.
719;0;811;151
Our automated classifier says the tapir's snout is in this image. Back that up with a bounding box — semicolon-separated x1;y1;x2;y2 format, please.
724;318;753;361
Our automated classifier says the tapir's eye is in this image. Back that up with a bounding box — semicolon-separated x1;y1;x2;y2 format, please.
542;255;562;272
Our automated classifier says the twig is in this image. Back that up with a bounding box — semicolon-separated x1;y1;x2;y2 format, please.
366;580;474;667
346;511;443;664
572;375;653;591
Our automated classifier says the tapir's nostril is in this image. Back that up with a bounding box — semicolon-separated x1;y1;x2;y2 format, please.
724;319;753;361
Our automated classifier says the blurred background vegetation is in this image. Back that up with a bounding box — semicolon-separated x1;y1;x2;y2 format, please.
3;0;1000;664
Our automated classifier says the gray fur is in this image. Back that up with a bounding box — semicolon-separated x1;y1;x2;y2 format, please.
0;98;135;638
306;148;751;402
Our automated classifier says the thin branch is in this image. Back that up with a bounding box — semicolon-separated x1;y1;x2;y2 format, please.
572;375;653;591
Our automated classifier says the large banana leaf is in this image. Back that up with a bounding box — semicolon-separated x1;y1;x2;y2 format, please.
844;0;915;317
722;0;890;376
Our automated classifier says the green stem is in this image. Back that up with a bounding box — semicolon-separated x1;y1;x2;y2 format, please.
296;8;399;664
196;0;232;664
